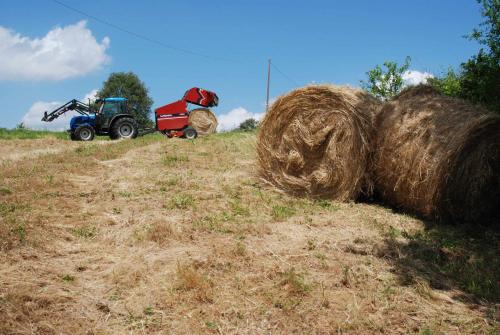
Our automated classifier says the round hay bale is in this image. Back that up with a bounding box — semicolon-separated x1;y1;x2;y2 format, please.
256;84;381;200
189;108;218;136
373;85;500;225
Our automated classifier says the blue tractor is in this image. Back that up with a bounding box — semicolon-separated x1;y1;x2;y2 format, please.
42;97;139;141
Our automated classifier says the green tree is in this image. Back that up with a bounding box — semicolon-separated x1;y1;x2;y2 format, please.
461;0;500;111
459;50;500;111
361;57;411;100
427;67;462;98
468;0;499;60
238;118;258;131
432;0;499;112
98;72;154;125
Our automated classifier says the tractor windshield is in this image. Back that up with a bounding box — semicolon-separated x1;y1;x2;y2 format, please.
102;101;119;115
97;100;125;115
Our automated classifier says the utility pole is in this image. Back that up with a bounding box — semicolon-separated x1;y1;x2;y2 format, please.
266;59;271;113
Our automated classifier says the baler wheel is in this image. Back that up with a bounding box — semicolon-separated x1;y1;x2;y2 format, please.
184;127;198;140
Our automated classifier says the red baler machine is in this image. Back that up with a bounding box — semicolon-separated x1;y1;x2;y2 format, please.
155;87;219;139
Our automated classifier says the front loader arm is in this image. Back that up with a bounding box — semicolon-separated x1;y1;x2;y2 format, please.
41;99;92;122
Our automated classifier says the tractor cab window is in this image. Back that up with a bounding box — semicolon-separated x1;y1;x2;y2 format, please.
100;101;119;117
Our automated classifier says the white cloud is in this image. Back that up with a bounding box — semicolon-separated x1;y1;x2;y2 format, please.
402;70;434;87
21;89;98;130
217;107;265;132
83;89;98;103
0;21;110;81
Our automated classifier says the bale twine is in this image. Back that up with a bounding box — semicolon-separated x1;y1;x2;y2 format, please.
189;108;218;136
373;85;500;225
256;84;381;200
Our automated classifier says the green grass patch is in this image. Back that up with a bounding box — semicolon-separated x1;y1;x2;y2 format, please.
0;201;27;215
62;274;75;282
159;177;180;191
194;212;234;233
213;129;257;139
230;199;250;217
419;326;435;335
170;194;195;209
314;199;341;211
162;154;189;167
74;144;99;155
72;225;97;239
143;306;154;316
280;268;311;296
0;187;12;195
205;321;218;330
118;191;132;198
271;205;296;221
0;128;68;140
388;226;402;239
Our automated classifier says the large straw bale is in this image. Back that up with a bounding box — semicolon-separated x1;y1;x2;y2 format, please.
189;108;218;135
256;84;381;200
373;85;500;225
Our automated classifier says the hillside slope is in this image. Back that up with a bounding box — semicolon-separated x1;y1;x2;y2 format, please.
0;132;497;334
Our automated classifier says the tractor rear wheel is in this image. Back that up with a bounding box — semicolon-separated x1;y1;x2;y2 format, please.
111;117;138;140
75;125;95;141
184;127;197;140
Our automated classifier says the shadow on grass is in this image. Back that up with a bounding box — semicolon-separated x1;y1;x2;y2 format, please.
377;219;499;306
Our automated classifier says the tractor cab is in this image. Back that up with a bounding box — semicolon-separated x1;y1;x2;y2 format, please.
96;97;128;115
95;97;129;130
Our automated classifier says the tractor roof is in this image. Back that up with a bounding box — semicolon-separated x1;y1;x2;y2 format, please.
104;97;127;101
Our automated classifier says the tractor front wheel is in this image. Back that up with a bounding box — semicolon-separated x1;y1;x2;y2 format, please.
111;117;138;140
75;125;95;141
183;127;197;140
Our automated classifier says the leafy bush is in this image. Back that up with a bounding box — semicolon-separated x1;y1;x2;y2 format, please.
427;68;462;98
238;118;258;131
361;57;411;100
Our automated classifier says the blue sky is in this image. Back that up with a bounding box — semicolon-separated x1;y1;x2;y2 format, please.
0;0;484;129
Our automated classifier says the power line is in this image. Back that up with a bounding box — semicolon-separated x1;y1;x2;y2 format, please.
271;62;300;86
51;0;228;61
53;0;302;101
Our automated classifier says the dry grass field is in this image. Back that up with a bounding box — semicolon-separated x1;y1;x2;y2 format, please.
0;132;498;334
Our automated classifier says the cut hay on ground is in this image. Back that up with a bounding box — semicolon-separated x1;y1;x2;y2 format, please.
189;108;218;136
256;84;381;200
373;85;500;225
